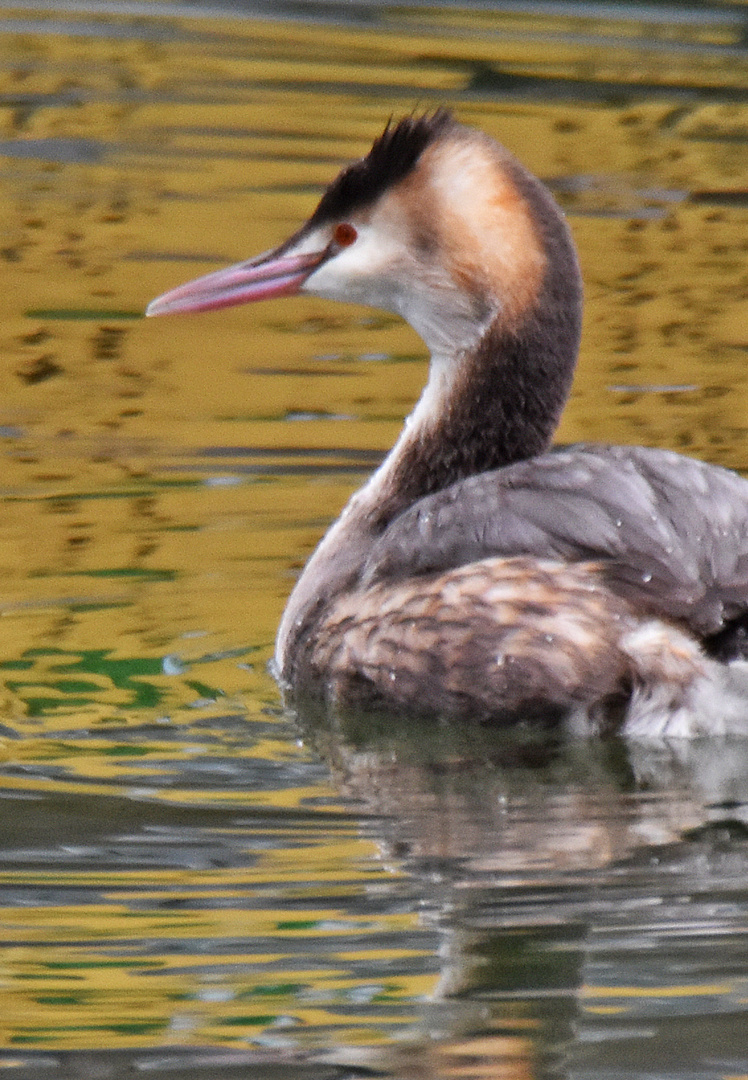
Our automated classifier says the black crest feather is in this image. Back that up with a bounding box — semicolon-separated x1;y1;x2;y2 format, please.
309;109;455;226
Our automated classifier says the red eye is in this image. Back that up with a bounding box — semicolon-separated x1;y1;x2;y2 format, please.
334;223;357;247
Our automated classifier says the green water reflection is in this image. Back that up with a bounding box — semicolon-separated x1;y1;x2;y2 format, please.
2;648;167;713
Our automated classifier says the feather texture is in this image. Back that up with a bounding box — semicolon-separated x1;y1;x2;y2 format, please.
359;445;748;639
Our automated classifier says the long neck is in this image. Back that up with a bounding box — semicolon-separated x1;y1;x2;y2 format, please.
275;256;582;678
276;163;583;678
375;308;581;523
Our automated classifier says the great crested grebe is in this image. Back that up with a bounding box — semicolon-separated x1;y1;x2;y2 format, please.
148;110;748;737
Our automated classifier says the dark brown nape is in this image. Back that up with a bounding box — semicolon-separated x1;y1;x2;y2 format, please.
373;153;584;526
308;110;456;227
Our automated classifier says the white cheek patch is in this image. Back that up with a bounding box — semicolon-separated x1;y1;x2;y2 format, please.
290;227;331;258
296;174;499;356
302;222;410;313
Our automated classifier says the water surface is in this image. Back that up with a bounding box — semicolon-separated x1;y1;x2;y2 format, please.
0;1;746;1076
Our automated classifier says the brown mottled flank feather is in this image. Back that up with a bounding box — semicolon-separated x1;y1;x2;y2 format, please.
305;558;637;723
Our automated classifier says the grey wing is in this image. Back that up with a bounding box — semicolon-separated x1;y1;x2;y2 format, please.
361;444;748;636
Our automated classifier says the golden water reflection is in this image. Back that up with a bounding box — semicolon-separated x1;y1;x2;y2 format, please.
0;1;745;1076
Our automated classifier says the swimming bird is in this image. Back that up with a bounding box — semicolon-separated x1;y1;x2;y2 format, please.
147;110;748;736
